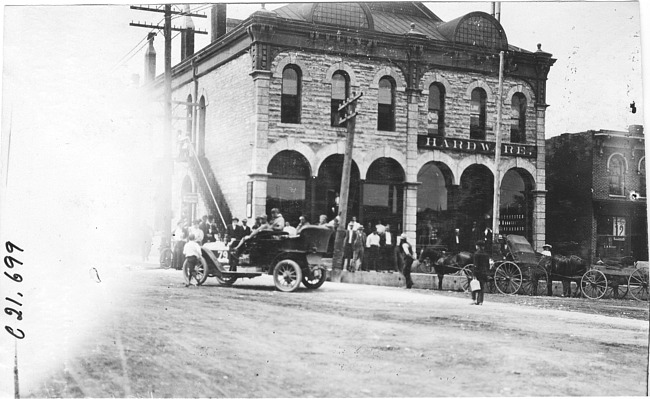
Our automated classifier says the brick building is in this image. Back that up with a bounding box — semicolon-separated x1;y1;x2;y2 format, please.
161;2;555;251
546;126;647;263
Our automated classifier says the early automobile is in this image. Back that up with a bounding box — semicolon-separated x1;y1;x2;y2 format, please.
182;225;334;292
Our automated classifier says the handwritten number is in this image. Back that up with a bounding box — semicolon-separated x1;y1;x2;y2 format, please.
5;326;25;339
4;256;23;268
4;307;23;320
5;241;23;253
4;272;22;282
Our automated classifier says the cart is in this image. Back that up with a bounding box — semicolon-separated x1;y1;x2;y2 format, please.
581;261;649;301
182;226;334;292
486;235;548;296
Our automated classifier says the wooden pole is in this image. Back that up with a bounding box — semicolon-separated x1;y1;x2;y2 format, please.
162;5;173;249
331;92;362;281
492;51;505;244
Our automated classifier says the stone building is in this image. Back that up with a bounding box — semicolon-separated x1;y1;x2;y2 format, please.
546;126;647;262
161;2;555;251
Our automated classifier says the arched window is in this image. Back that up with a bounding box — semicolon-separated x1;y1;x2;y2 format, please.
510;93;527;143
281;65;301;124
331;71;349;127
470;88;487;140
609;155;626;196
428;83;445;136
377;77;395;131
198;96;206;156
186;94;193;142
639;158;646;197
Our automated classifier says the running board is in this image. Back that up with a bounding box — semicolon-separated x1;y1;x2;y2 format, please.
202;248;264;279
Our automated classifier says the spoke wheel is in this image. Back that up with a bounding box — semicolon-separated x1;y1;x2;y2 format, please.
628;268;649;301
215;262;238;286
302;267;327;289
581;269;608;299
494;261;522;295
160;248;172;269
273;259;303;292
604;277;628;299
460;264;474;293
521;265;548;296
183;257;209;286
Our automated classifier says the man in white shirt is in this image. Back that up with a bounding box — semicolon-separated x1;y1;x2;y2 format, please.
183;234;202;287
365;229;380;271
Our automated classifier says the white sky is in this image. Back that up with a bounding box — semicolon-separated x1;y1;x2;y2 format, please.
0;1;647;394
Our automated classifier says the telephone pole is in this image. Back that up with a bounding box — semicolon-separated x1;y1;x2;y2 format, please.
331;92;363;282
491;51;505;243
129;5;206;249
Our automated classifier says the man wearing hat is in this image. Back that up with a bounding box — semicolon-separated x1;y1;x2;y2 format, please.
226;217;245;249
397;233;415;289
472;240;490;305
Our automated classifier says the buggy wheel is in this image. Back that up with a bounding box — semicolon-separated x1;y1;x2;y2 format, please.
302;267;326;289
521;266;548;296
628;268;649;301
183;257;209;286
159;248;172;269
494;261;522;295
604;277;628;299
273;259;303;292
460;264;474;293
581;269;608;299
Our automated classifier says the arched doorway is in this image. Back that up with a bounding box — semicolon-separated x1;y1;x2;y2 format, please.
417;162;453;248
266;150;311;226
499;169;535;242
316;155;360;223
457;165;494;251
180;176;195;223
364;158;405;233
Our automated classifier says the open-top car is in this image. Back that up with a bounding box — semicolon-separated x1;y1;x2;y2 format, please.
183;226;334;292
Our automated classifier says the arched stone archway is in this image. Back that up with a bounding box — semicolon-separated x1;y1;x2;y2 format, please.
416;161;454;248
267;150;311;226
316;154;361;224
363;157;405;233
456;164;495;252
499;168;535;243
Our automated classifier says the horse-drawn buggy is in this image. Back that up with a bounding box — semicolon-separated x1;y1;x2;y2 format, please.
580;260;649;300
182;226;334;292
417;234;548;296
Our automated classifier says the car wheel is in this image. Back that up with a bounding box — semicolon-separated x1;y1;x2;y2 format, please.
273;259;303;292
302;267;326;289
183;258;208;286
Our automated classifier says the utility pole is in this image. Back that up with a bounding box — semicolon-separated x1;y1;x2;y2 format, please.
331;92;363;282
129;5;207;250
492;51;505;245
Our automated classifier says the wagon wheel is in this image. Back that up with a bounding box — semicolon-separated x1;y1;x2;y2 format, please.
520;265;548;296
460;264;474;293
302;267;327;289
628;268;649;301
273;259;303;292
183;257;209;286
159;247;172;269
581;269;608;299
494;261;522;295
604;276;628;299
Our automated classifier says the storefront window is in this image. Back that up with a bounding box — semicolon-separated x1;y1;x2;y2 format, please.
596;214;627;259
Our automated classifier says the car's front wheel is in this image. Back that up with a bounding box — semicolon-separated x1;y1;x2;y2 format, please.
273;259;303;292
183;257;209;286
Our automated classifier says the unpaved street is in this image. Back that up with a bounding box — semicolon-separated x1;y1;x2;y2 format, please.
23;262;649;397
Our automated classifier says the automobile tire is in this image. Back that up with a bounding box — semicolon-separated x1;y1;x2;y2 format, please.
183;257;209;286
302;267;326;289
273;259;303;292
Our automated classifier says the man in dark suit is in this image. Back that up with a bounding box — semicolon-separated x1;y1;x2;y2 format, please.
472;240;490;305
199;215;210;244
226;217;245;249
343;221;357;271
241;218;252;236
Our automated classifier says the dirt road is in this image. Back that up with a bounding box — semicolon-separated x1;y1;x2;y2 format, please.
21;263;649;397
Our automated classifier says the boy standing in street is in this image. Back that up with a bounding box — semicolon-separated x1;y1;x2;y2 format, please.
183;233;202;287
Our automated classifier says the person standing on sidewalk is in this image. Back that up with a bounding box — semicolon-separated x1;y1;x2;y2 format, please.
397;233;414;289
472;240;490;305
